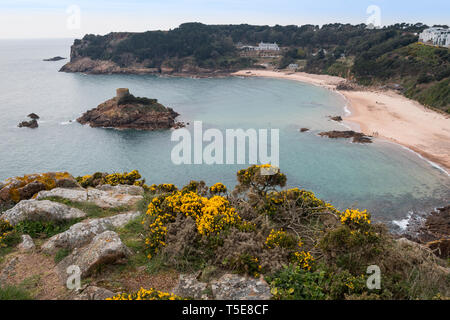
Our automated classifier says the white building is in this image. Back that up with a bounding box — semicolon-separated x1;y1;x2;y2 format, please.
257;42;280;51
288;64;299;70
419;27;450;48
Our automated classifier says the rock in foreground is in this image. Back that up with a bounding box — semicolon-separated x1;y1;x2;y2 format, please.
0;172;79;210
0;199;86;226
42;211;141;253
77;88;182;130
36;185;144;208
57;231;131;282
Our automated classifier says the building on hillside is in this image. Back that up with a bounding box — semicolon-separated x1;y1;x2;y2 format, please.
237;42;280;51
288;64;299;70
257;42;280;51
419;27;450;48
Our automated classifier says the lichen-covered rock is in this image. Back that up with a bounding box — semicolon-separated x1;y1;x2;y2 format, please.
36;188;88;202
42;212;141;253
96;184;144;196
57;231;131;282
0;257;19;286
74;286;115;300
0;200;86;226
0;172;79;210
35;185;143;209
211;274;272;300
18;234;35;252
173;274;209;299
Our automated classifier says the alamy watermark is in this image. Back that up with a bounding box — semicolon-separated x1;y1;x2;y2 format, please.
171;121;279;173
66;265;81;291
366;5;382;29
66;5;81;31
366;265;381;289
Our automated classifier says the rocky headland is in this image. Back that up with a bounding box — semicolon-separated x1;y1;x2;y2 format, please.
77;88;183;130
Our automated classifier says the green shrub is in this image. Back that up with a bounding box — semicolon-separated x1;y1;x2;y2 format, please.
54;248;71;263
0;286;33;300
267;265;329;300
14;220;78;239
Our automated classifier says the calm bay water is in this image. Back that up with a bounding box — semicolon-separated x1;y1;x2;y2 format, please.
0;39;448;224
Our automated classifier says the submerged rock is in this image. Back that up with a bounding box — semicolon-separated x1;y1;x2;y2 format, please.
329;116;343;122
77;88;181;130
57;231;131;282
318;130;372;143
0;199;86;226
299;128;310;132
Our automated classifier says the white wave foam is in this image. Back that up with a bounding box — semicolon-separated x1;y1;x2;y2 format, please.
60;119;75;125
398;144;449;177
392;212;413;230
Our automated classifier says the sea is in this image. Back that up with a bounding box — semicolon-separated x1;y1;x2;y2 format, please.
0;38;448;226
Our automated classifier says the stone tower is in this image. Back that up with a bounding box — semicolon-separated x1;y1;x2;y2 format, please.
116;88;130;99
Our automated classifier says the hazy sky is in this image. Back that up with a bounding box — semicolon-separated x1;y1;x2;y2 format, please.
0;0;448;38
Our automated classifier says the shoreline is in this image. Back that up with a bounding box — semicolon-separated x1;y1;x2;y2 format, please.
233;69;450;176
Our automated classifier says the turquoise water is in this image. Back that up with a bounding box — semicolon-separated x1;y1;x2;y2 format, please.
0;39;448;223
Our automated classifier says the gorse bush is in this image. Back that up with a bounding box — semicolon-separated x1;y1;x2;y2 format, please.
88;164;449;300
76;170;147;188
0;219;14;247
141;165;331;277
267;265;329;300
107;287;184;300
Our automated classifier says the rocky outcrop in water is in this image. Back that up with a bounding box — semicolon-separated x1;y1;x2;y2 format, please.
407;206;450;258
77;88;182;130
43;56;66;62
18;113;40;128
329;116;343;122
318;130;372;143
18;119;38;128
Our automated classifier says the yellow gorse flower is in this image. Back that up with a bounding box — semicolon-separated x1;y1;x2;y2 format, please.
144;191;241;259
340;209;371;227
106;287;184;300
293;251;315;271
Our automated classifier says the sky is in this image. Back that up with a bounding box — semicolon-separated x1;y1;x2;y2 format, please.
0;0;448;38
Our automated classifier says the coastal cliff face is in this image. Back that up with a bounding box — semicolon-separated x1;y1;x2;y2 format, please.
77;89;181;130
59;24;255;75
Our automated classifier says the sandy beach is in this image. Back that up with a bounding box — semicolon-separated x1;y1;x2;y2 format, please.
233;70;450;174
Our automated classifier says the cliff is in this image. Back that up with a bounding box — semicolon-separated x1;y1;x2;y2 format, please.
77;88;182;130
